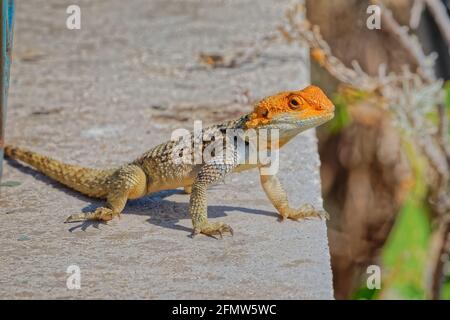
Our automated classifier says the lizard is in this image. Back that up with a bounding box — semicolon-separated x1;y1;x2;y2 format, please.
4;85;334;238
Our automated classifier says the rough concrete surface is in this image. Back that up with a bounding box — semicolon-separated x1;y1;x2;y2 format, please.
0;0;333;299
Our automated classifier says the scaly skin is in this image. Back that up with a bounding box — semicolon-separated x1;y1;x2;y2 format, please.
4;85;334;238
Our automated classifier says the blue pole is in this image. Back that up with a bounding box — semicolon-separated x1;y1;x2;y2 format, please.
0;0;14;181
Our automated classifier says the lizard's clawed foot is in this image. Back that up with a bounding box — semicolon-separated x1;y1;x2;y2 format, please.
64;207;119;223
192;222;234;239
282;204;329;221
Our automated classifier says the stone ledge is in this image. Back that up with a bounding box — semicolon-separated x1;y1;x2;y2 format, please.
0;0;333;299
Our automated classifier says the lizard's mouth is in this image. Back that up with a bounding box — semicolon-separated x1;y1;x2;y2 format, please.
271;111;335;129
316;112;335;122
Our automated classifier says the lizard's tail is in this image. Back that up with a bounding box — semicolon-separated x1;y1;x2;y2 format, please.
4;145;114;198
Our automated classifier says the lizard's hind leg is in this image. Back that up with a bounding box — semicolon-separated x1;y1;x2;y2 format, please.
64;165;147;223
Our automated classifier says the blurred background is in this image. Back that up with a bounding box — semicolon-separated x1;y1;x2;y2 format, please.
295;0;450;299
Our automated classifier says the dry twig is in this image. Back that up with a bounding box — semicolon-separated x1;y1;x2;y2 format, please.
424;0;450;54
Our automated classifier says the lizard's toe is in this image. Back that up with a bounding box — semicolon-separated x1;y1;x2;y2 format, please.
64;213;87;223
93;207;116;221
64;207;117;223
285;204;330;221
192;222;234;239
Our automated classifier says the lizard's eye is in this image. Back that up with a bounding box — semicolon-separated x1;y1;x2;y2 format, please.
289;97;302;109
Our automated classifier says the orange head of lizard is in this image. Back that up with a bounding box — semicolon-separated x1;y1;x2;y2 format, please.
245;85;334;133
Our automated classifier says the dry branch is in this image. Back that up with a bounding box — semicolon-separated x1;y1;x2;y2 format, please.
424;0;450;54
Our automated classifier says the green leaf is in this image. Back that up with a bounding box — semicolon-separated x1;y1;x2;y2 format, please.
328;94;352;133
381;199;431;299
327;88;371;133
443;82;450;137
441;276;450;300
444;81;450;110
352;286;380;300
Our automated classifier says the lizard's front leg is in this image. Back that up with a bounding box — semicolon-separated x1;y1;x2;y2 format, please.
259;167;329;221
65;165;147;223
190;156;237;238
